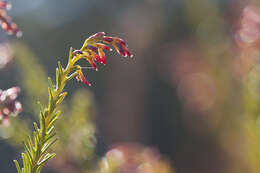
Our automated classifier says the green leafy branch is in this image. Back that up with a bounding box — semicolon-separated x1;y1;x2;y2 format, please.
13;32;132;173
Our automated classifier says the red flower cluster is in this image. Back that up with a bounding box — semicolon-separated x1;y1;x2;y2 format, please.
0;87;22;125
74;32;133;86
0;1;21;37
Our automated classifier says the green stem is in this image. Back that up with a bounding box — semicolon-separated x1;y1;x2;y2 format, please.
14;48;85;173
31;54;83;173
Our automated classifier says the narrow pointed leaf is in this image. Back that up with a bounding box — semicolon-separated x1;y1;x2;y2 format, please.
14;160;22;173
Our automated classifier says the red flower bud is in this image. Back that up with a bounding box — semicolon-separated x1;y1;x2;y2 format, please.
103;36;114;43
76;71;91;86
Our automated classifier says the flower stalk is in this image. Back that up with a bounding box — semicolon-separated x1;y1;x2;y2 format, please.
14;32;132;173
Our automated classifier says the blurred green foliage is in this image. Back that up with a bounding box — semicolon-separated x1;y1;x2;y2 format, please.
12;42;48;116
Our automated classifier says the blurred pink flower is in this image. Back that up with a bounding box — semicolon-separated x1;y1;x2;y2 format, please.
96;143;174;173
232;4;260;79
0;42;13;69
235;5;260;48
0;86;22;125
0;1;21;37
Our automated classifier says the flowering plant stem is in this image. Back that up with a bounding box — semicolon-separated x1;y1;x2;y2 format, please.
14;32;132;173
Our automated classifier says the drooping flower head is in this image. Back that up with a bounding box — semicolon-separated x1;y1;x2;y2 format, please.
0;1;22;37
0;86;22;125
71;32;133;86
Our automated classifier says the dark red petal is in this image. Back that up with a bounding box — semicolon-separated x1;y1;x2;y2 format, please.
82;78;91;86
125;50;133;57
79;72;91;86
91;61;98;71
121;44;133;57
117;43;126;56
96;43;112;51
102;58;106;65
98;48;106;65
89;50;102;64
102;45;112;51
84;56;98;71
95;55;102;63
112;43;123;56
118;38;127;46
103;36;114;43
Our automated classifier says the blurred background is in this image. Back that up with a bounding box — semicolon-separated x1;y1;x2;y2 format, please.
1;0;260;172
